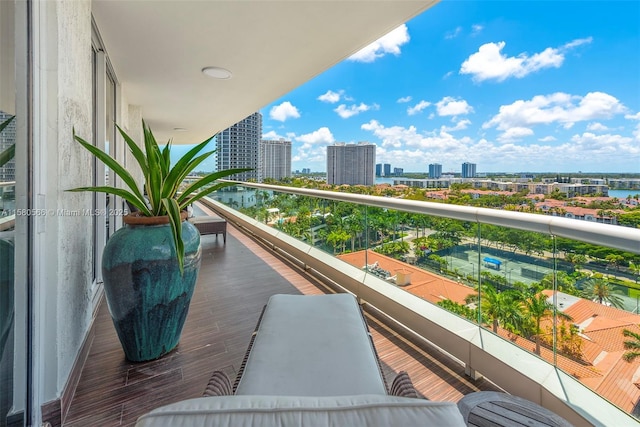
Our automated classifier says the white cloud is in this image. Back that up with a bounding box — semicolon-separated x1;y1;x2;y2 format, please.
334;103;377;119
484;92;627;131
471;24;484;36
269;101;300;122
441;119;471;132
445;26;462;40
497;127;534;142
563;37;594;49
626;112;640;142
569;132;637;156
362;120;417;148
349;24;410;63
262;130;285;140
586;122;609;132
318;90;343;104
460;37;593;82
292;127;336;164
538;136;556;142
436;97;474;116
355;119;639;172
407;100;431;116
295;127;335;145
397;96;413;103
443;71;454;79
361;120;472;150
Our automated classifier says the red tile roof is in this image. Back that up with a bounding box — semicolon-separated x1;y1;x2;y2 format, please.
338;260;640;414
337;251;475;305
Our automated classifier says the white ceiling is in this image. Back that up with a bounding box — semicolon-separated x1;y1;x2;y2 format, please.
92;0;438;144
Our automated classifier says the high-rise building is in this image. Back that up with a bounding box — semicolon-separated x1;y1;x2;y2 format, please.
461;162;476;178
375;163;382;177
326;142;376;186
0;111;16;182
393;167;403;176
260;139;291;181
215;112;262;182
383;163;391;177
428;163;442;179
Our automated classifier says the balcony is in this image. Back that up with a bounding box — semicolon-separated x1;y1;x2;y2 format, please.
63;182;640;426
62;205;502;426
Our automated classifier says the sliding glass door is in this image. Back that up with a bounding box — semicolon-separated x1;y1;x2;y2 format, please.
0;1;27;426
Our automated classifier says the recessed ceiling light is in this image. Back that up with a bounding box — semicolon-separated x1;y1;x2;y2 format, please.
202;67;232;79
174;127;188;132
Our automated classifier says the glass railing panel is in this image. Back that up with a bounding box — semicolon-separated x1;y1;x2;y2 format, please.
474;223;563;358
337;205;483;326
551;235;640;417
211;184;268;219
206;182;640;421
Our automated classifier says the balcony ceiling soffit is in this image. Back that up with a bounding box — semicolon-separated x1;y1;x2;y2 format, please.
92;0;438;144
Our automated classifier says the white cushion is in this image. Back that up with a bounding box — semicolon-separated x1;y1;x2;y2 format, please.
135;394;467;427
235;294;387;396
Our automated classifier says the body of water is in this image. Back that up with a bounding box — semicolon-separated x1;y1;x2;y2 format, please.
375;177;396;185
608;189;640;199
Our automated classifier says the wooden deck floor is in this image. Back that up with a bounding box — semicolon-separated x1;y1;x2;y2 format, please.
62;217;501;426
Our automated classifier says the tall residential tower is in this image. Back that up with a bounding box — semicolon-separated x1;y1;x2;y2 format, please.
461;162;476;178
428;163;442;179
260;139;292;181
215;112;262;182
326;143;376;186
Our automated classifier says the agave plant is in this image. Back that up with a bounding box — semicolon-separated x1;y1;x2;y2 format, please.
0;116;15;168
69;120;249;271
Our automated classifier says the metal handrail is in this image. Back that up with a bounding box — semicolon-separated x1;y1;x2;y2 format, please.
224;181;640;255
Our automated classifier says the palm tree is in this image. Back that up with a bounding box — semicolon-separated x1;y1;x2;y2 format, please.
326;230;349;254
540;271;579;296
581;277;625;309
630;261;640;283
479;284;524;334
343;211;364;252
524;292;573;355
622;328;640;362
605;253;624;271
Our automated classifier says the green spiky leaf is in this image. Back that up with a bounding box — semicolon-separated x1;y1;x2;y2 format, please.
69;120;249;272
0;144;15;169
0;115;14;134
162;198;184;274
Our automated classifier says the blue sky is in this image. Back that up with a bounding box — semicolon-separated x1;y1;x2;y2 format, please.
173;1;640;175
257;0;640;174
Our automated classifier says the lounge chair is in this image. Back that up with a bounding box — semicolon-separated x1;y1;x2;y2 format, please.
135;294;466;426
135;294;573;426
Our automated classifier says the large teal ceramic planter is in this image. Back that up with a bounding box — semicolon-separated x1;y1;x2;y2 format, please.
102;218;201;362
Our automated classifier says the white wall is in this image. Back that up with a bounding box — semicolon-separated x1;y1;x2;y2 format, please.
31;0;93;407
31;1;144;415
53;0;94;398
121;103;144;188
